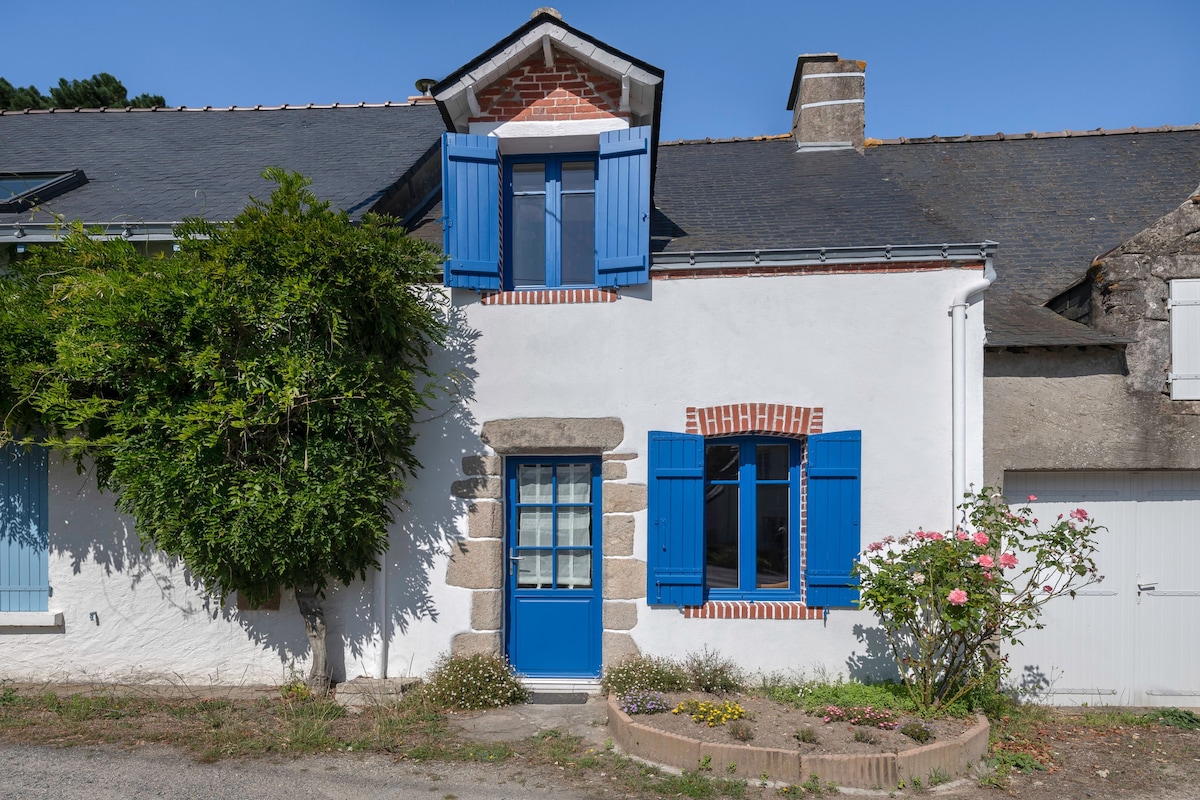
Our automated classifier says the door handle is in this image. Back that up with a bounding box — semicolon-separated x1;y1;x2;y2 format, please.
509;550;522;576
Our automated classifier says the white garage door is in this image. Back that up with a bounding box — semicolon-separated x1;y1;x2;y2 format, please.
1003;471;1200;707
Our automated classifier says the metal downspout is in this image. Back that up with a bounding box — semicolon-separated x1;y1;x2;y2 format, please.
373;562;388;678
950;257;996;528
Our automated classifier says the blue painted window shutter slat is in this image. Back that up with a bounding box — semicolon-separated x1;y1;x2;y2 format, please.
442;132;501;290
647;431;704;606
596;127;651;287
805;430;862;607
1;443;50;613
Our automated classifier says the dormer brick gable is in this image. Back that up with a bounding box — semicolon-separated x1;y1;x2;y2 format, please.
470;49;630;126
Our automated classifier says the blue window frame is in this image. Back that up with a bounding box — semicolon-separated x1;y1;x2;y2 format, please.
506;155;597;289
441;127;651;291
647;429;861;608
507;458;601;589
704;437;802;600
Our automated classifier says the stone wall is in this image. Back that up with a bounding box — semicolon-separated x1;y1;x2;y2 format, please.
985;194;1200;487
445;417;645;668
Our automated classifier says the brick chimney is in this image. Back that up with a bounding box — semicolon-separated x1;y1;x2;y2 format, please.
787;54;865;152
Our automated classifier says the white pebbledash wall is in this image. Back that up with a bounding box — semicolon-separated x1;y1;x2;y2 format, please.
1;267;985;685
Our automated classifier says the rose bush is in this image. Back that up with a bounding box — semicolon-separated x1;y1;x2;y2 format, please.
854;489;1103;712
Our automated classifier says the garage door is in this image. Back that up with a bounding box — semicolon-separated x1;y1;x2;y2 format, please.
1003;471;1200;707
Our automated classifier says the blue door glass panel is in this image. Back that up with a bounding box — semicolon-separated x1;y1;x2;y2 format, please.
506;458;602;678
1;443;50;613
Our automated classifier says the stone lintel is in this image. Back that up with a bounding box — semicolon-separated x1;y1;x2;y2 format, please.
481;417;624;454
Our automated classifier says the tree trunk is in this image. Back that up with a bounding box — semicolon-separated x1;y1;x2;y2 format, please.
295;584;331;696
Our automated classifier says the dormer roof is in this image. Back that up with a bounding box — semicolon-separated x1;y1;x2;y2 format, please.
431;10;664;135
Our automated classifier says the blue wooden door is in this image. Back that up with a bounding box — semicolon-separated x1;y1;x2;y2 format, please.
1;443;50;612
506;458;602;678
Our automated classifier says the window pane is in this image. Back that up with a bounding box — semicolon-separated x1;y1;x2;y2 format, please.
517;508;553;547
756;484;790;589
705;483;739;588
557;508;591;547
556;551;592;588
517;464;553;503
706;444;739;481
556;463;591;503
512;163;545;193
757;444;790;481
512;194;547;287
561;161;594;192
560;193;595;285
517;549;553;588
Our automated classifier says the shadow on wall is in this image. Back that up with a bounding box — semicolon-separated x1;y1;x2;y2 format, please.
43;304;481;683
845;623;903;684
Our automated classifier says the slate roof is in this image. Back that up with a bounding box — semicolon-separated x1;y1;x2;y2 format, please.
0;104;445;227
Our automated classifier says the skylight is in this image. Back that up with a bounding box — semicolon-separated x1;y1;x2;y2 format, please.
0;170;87;212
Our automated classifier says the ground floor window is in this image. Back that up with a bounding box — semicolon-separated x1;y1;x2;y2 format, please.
508;458;600;589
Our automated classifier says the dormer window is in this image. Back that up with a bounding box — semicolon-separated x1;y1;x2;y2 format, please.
432;10;662;295
509;155;596;288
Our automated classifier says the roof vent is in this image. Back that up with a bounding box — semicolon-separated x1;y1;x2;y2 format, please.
532;7;562;20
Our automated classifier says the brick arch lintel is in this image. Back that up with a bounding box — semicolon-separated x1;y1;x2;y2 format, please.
685;404;824;439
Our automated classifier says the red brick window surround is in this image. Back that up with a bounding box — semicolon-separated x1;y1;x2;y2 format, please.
685;404;824;438
479;289;619;305
683;601;824;620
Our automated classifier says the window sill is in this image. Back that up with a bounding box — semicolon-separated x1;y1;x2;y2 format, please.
683;601;823;620
0;611;65;629
480;289;619;305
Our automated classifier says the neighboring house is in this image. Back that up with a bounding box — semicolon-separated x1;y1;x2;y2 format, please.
2;9;1194;701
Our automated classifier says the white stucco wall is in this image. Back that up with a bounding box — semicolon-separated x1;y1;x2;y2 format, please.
1;267;986;686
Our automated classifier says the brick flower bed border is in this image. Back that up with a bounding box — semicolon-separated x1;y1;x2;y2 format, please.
606;695;989;789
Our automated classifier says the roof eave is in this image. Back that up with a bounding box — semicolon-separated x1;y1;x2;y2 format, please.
652;241;998;269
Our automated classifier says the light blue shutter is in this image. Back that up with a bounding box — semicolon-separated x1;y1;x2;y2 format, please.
647;431;705;606
442;132;501;290
1169;279;1200;400
595;126;651;287
1;443;49;612
804;430;861;608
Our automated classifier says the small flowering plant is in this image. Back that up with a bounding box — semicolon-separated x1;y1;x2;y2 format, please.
819;704;899;730
672;699;746;727
618;687;671;715
854;489;1103;712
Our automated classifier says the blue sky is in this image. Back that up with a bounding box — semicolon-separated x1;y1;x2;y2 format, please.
5;0;1197;141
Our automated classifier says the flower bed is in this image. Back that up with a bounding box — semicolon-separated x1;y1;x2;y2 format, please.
607;692;989;789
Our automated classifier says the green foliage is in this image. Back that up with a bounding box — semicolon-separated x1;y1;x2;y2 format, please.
601;655;689;696
419;653;529;710
684;647;745;693
0;73;164;110
899;721;932;743
1143;707;1200;730
852;727;878;744
786;680;912;714
854;489;1104;712
793;726;818;744
672;699;746;727
0;171;447;607
728;720;754;741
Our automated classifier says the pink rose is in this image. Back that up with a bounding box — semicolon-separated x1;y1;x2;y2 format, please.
948;589;968;606
976;555;995;568
927;531;945;541
913;530;926;540
956;530;969;541
972;531;989;547
1027;495;1037;502
999;552;1018;569
1043;585;1054;593
983;571;993;581
867;541;883;552
1070;508;1088;522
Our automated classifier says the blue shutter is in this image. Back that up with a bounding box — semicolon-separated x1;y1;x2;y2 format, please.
442;132;501;290
1;443;49;613
647;431;705;606
595;126;651;288
805;430;861;608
